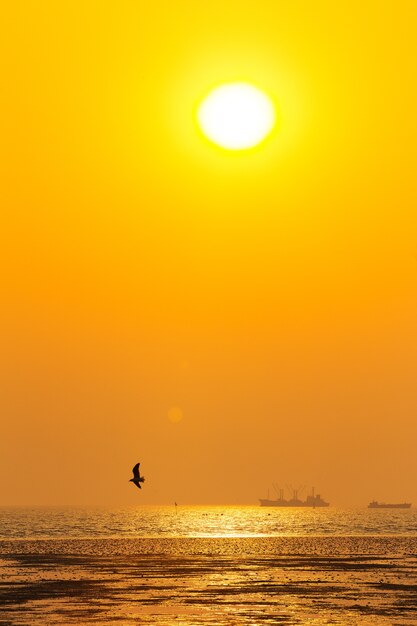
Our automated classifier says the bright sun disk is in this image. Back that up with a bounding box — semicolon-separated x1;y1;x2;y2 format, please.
197;82;276;150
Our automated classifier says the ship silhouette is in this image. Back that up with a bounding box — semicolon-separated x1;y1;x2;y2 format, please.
368;500;411;509
259;485;329;508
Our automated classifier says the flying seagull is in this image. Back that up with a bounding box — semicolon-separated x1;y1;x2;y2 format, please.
129;462;145;489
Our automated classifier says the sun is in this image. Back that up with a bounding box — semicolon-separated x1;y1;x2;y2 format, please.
197;82;276;151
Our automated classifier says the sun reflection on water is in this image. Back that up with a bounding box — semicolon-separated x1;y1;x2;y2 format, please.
1;507;417;624
1;505;417;540
1;535;417;625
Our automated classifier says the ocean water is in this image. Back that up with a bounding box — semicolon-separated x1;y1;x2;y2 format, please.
1;504;417;539
1;506;417;625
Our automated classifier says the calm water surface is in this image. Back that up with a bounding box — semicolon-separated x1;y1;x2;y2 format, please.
1;505;417;539
1;507;417;625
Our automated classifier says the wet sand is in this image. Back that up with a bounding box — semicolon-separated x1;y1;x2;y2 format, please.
1;537;417;625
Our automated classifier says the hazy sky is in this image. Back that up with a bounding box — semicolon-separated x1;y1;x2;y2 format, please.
1;1;417;506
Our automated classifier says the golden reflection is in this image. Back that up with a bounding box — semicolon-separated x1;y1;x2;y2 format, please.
2;531;414;625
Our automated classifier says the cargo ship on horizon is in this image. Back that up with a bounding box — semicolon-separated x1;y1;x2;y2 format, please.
368;501;411;509
259;486;330;508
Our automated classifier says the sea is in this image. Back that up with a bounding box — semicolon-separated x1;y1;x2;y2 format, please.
1;505;417;625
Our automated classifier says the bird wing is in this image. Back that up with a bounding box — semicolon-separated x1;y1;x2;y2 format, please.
132;463;140;479
134;480;142;489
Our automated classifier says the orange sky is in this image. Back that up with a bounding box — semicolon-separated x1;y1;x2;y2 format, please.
1;1;417;506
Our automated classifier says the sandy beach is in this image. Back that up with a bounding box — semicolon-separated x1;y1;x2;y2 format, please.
1;536;417;625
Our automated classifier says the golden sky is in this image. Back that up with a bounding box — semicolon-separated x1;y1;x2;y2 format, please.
1;1;417;505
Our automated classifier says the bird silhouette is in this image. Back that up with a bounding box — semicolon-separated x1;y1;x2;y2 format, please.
129;462;145;489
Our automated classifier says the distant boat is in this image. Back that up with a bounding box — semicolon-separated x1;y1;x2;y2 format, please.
368;501;411;509
259;486;329;508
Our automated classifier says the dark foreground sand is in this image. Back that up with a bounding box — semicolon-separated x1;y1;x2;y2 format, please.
1;537;417;625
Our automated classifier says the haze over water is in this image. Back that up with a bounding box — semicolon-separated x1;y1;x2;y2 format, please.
2;0;417;511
